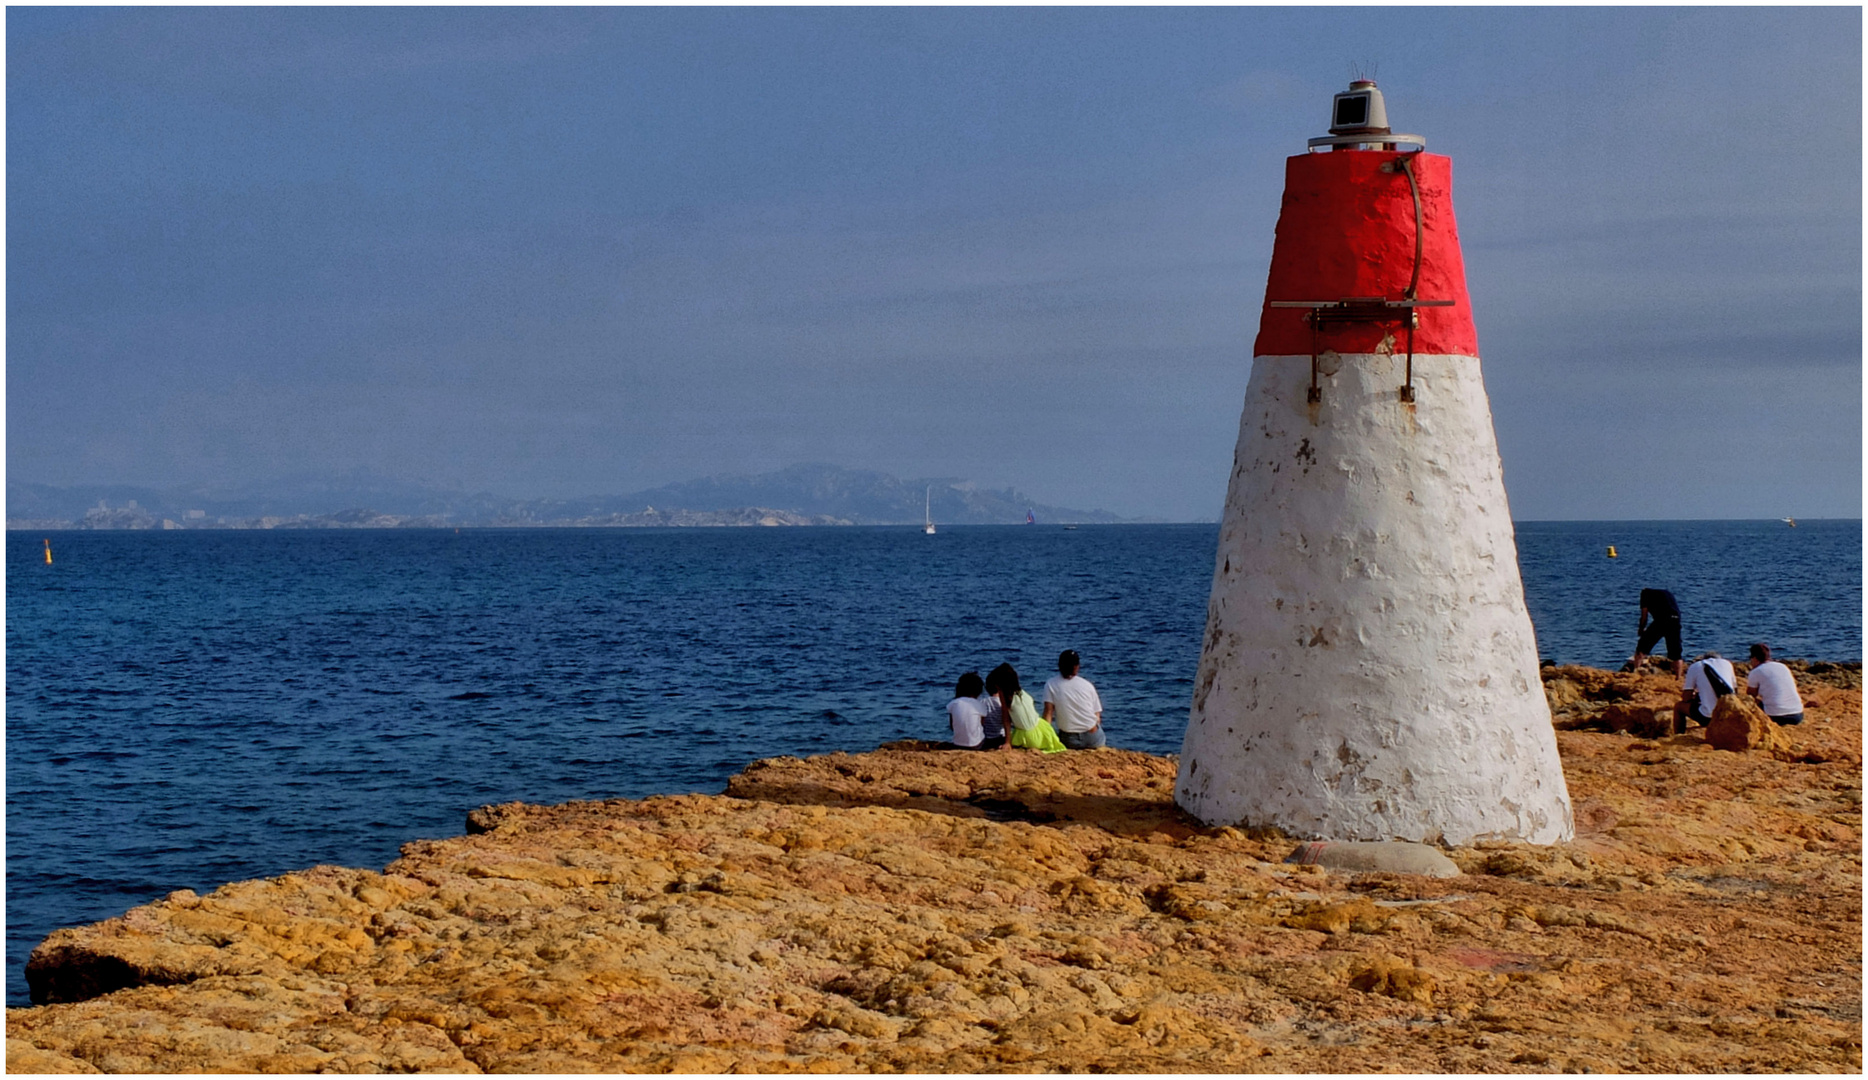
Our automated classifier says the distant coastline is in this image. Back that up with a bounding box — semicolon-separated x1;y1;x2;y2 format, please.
7;506;856;531
4;510;1190;531
10;467;1849;531
5;463;1142;530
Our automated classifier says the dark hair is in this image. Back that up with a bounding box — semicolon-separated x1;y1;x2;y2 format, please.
954;671;984;698
1750;642;1771;663
1058;650;1080;676
988;663;1021;702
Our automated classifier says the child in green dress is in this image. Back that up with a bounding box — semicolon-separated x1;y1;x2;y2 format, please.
988;663;1066;753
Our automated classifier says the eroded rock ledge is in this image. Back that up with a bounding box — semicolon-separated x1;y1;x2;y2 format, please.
7;667;1862;1073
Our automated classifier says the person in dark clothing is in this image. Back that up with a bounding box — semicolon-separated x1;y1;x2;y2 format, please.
1633;588;1684;677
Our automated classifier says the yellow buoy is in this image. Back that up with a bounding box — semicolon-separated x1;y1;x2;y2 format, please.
1606;545;1618;558
44;538;53;565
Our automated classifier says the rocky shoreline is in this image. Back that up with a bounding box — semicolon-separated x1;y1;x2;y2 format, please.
8;664;1861;1073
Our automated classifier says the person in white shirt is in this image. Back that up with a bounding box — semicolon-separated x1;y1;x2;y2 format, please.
1743;643;1805;725
944;671;1006;750
1042;649;1105;750
1673;652;1738;734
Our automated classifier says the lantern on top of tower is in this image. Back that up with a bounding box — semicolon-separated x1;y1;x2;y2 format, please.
1322;79;1407;146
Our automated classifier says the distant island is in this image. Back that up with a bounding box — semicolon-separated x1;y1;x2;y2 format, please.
5;464;1141;530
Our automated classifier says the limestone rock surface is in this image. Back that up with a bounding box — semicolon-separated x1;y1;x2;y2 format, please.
9;670;1862;1074
1706;694;1779;753
1286;841;1461;878
1543;662;1861;765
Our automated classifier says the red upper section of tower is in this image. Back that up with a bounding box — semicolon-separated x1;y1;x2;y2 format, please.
1253;150;1477;358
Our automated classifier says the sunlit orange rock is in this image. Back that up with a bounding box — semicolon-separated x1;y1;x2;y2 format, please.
1706;693;1779;753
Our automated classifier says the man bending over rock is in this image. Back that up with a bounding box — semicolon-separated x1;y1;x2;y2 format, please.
1633;587;1685;678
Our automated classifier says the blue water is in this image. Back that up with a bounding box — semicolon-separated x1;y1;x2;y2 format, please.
6;521;1859;1005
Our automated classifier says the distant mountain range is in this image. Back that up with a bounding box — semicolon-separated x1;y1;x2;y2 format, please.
5;464;1136;529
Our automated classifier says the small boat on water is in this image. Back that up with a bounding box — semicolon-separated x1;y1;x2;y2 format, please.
1783;517;1797;527
924;487;936;535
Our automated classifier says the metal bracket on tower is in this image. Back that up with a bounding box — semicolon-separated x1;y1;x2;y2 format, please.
1268;298;1453;402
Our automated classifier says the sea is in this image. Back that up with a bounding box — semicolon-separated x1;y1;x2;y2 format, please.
5;520;1860;1005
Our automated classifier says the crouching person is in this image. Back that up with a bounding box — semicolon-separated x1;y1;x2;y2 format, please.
1674;652;1737;734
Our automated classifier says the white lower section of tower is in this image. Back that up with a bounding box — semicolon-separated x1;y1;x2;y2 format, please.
1178;351;1574;845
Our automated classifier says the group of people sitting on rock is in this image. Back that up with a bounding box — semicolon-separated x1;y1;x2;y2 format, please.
943;650;1106;753
1630;587;1809;735
1671;643;1807;735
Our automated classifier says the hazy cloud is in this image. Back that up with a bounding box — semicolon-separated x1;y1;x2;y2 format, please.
7;7;1859;520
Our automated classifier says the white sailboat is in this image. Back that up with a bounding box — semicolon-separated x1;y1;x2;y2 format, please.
924;487;936;534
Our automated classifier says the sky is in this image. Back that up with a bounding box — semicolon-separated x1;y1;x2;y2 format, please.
6;6;1861;521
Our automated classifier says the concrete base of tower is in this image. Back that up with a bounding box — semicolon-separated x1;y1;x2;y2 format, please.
1177;351;1574;846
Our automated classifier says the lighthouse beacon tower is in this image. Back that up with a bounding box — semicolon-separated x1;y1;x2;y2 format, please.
1177;81;1573;846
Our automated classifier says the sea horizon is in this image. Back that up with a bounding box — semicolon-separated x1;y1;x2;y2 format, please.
9;515;1862;530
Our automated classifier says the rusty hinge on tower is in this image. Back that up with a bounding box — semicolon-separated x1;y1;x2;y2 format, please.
1267;298;1455;402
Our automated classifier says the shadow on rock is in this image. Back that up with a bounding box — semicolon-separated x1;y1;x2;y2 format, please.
722;744;1204;839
